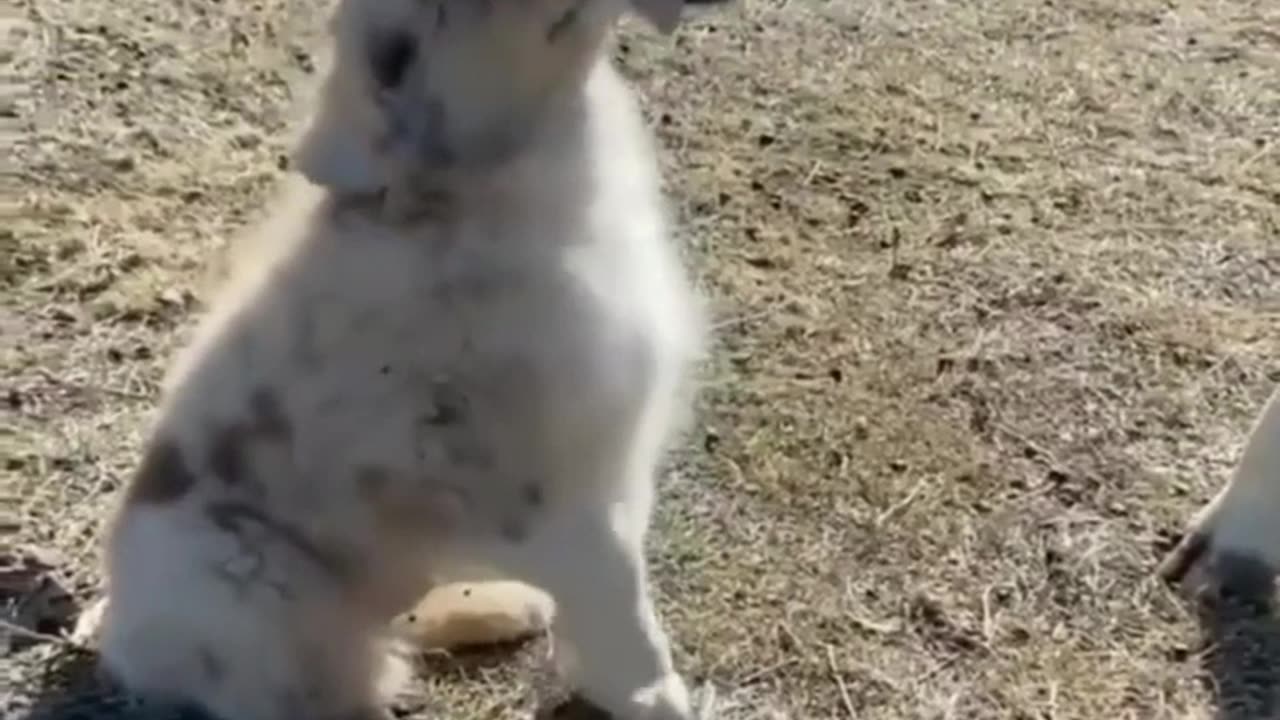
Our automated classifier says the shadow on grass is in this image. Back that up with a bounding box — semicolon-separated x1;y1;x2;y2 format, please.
9;635;599;719
11;644;216;720
415;637;539;678
414;638;612;719
1195;553;1280;720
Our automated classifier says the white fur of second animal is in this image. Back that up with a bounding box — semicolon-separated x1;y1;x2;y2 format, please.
1160;384;1280;595
93;1;720;720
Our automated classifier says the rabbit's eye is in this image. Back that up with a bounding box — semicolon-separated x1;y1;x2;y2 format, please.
371;32;416;88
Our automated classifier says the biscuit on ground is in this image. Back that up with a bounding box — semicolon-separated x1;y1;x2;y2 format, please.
393;581;556;651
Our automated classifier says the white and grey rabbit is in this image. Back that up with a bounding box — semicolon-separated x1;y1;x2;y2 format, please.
95;1;729;719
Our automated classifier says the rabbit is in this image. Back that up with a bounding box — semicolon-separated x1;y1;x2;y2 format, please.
95;1;730;719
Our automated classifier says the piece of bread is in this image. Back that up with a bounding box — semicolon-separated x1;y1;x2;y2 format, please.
393;581;555;651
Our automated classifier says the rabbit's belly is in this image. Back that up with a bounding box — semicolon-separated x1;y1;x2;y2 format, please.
290;316;653;507
173;299;654;553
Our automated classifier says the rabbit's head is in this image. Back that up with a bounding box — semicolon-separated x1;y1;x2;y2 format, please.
293;0;731;194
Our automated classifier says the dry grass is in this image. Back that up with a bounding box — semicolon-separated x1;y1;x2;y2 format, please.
3;0;1280;718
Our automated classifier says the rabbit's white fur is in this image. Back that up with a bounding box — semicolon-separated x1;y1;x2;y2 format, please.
97;1;713;719
1160;384;1280;594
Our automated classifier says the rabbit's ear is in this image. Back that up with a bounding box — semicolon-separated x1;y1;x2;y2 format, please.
627;0;684;33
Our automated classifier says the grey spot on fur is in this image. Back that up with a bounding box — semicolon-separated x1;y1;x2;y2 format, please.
523;482;544;507
431;271;508;305
464;115;534;170
426;381;467;425
417;98;457;168
198;646;225;682
294;312;323;370
387;84;531;174
206;501;349;580
208;388;293;487
128;440;196;504
370;31;416;89
208;425;249;486
273;690;308;720
547;4;580;42
248;387;292;441
355;465;390;498
426;404;462;426
446;440;492;468
500;517;527;544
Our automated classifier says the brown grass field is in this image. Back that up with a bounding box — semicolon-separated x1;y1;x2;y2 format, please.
3;0;1279;718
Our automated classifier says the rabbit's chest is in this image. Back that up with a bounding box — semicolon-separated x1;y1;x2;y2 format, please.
287;246;659;488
